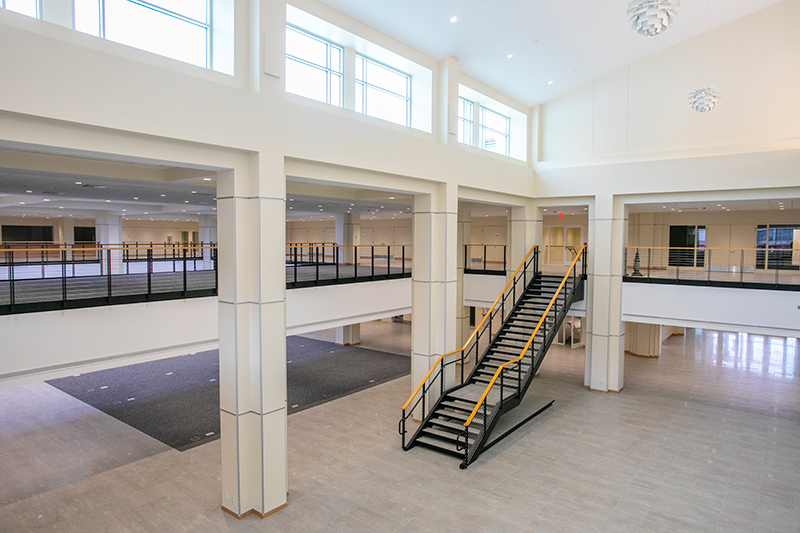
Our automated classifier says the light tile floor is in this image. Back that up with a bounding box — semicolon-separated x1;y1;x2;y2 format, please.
299;320;412;356
0;329;798;532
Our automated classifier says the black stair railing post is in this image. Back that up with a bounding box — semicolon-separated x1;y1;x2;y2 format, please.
400;413;406;448
500;372;504;403
335;246;339;282
371;245;375;280
315;246;320;283
460;349;464;383
387;245;391;277
464;245;468;272
183;247;188;296
440;357;444;396
421;385;426;418
483;245;487;274
8;251;15;309
503;245;507;273
214;247;219;294
402;245;405;275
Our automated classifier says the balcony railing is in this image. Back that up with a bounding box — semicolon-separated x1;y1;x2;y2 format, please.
285;243;412;288
0;243;217;315
464;244;507;275
624;246;800;291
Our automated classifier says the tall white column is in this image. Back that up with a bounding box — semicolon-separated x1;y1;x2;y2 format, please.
335;324;361;346
438;57;459;146
507;204;538;277
95;214;123;274
456;204;471;347
585;195;626;392
216;154;288;519
334;213;360;264
57;217;75;244
199;215;217;271
411;183;458;390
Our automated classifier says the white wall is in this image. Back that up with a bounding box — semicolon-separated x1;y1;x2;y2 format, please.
541;0;800;163
463;273;506;308
286;278;411;335
0;297;219;388
622;283;800;338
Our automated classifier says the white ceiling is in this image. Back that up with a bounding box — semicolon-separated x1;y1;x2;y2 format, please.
314;0;784;106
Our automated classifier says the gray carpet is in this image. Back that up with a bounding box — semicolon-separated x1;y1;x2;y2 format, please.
47;338;410;451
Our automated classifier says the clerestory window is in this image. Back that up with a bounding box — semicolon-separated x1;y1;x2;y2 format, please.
285;25;344;107
355;55;411;127
480;107;511;157
457;97;474;146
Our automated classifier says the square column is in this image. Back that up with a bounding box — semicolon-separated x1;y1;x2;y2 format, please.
507;204;537;278
456;204;471;347
335;324;361;346
411;184;458;390
334;213;360;264
95;214;123;274
585;195;626;392
216;156;288;519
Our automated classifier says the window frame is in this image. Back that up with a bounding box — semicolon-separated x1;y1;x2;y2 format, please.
355;53;412;127
285;24;344;107
457;97;474;146
479;106;511;157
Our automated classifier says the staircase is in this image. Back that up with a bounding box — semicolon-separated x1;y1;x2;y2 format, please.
400;245;586;468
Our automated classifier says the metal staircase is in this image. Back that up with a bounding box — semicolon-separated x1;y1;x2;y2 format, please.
400;245;586;468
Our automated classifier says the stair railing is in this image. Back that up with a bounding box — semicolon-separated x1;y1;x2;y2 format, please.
399;244;540;449
458;246;587;467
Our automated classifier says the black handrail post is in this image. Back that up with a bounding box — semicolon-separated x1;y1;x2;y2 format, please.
371;245;375;280
402;245;405;275
147;249;152;299
106;249;112;300
214;248;218;294
440;357;444;396
740;250;744;285
61;250;67;306
707;249;712;283
183;247;188;296
315;246;320;283
335;246;339;282
483;245;487;274
8;251;15;309
387;245;391;277
464;245;468;272
503;245;507;273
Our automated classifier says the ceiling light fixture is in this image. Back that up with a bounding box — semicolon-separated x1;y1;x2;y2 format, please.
506;54;513;59
449;16;457;22
203;178;212;181
689;0;721;113
628;0;679;37
548;81;553;85
75;181;82;185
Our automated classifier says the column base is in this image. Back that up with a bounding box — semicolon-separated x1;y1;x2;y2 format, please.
222;502;288;520
335;342;361;346
625;350;659;359
584;386;624;394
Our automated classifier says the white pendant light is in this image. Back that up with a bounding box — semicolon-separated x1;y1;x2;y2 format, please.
688;86;721;113
628;0;680;37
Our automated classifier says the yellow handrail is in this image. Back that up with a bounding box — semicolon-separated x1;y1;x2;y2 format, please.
463;245;586;427
401;244;539;411
0;245;217;253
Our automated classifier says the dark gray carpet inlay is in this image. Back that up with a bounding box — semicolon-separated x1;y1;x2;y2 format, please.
46;339;409;451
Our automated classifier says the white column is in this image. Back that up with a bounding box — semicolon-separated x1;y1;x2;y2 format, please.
335;324;361;346
585;195;626;392
411;183;458;390
199;215;217;271
438;56;459;145
625;322;662;357
343;48;356;111
456;204;471;347
507;204;537;277
216;154;288;519
40;0;73;28
58;217;75;245
95;214;123;274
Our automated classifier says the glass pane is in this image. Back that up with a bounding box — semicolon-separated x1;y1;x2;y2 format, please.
330;73;342;107
459;98;472;121
330;46;342;73
104;0;208;68
355;56;365;81
365;86;408;126
482;127;508;155
148;0;207;23
482;108;509;133
74;0;101;36
365;59;408;97
285;58;328;104
285;27;327;68
4;0;37;17
355;81;364;113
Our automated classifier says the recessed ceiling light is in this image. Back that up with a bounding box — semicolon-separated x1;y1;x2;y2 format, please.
380;205;384;208
75;181;82;185
450;15;457;22
182;210;186;212
185;201;189;203
212;207;216;211
43;199;50;202
106;200;111;202
662;206;666;208
507;54;513;59
289;206;293;209
389;196;395;199
133;197;138;200
191;191;197;194
548;81;553;85
144;212;148;215
717;204;722;206
161;194;166;197
671;208;675;211
122;209;126;212
18;202;24;205
59;206;64;209
26;190;32;193
203;178;211;181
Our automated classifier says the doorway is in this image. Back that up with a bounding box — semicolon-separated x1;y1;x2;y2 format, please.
544;226;583;265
